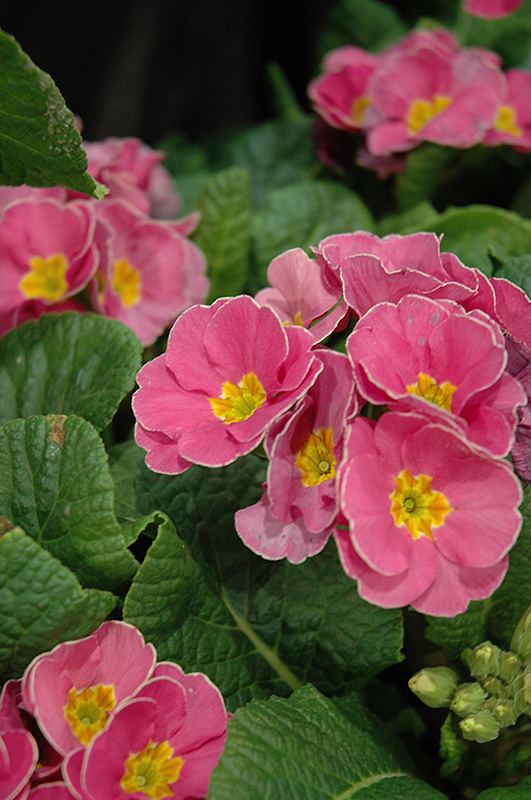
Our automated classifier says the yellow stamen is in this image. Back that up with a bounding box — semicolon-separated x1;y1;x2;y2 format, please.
20;254;68;301
406;373;457;412
64;684;116;745
407;95;451;136
209;372;266;423
352;95;370;125
494;105;523;137
390;469;451;540
112;258;141;306
121;740;183;799
295;427;337;487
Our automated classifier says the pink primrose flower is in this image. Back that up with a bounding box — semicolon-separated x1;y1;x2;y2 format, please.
28;783;77;799
347;295;526;457
254;248;347;342
132;295;323;473
0;185;65;211
90;200;208;346
505;337;531;481
0;727;38;800
308;29;459;137
464;0;524;18
22;622;156;757
484;69;531;150
0;199;98;316
366;47;503;155
314;231;479;317
72;137;181;219
336;413;522;616
235;349;358;562
308;48;380;132
63;668;227;800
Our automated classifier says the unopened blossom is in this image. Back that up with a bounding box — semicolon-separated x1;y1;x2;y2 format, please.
335;413;522;616
63;665;228;800
22;622;156;756
464;0;524;18
90;200;208;346
236;349;358;562
347;295;526;457
254;248;347;342
367;46;503;155
0;199;98;317
314;231;479;317
133;295;322;473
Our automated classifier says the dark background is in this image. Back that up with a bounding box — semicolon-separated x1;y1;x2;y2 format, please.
2;0;340;147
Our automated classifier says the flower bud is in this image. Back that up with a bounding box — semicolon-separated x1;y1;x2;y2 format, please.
498;651;521;684
510;605;531;664
450;682;488;717
523;672;531;706
408;667;459;708
482;676;503;697
493;698;520;727
467;642;502;679
459;709;501;743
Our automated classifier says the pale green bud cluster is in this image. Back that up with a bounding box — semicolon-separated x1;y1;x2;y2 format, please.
409;605;531;745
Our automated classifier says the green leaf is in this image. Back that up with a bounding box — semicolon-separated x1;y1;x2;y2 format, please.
439;713;467;780
0;312;142;431
425;601;490;660
395;145;458;211
318;0;407;56
121;449;403;710
220;118;317;207
377;201;437;237
208;684;447;799
194;166;252;301
407;206;531;276
0;29;106;198
476;777;531;799
0;524;115;680
0;415;137;591
488;484;531;649
157;133;210;214
251;181;375;291
489;253;531;297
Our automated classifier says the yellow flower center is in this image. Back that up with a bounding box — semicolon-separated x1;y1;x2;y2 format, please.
406;373;457;411
407;95;452;136
494;105;523;137
295;427;337;487
112;258;141;306
390;469;452;540
352;95;371;125
64;684;116;745
121;740;183;799
20;253;68;301
209;372;266;424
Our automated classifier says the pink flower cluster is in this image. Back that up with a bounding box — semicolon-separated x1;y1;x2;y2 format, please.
1;621;228;800
308;27;531;173
133;231;529;617
0;137;208;346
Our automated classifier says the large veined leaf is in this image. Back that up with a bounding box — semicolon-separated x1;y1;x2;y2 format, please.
251;180;374;291
0;415;137;591
208;684;447;799
118;443;403;710
194;166;252;301
476;777;531;799
0;524;116;681
0;312;142;430
0;29;106;197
